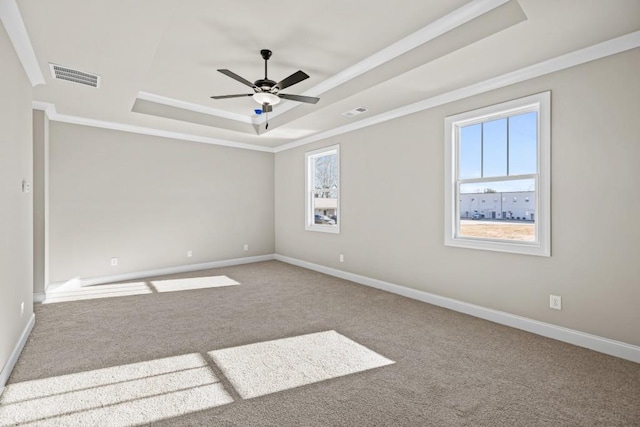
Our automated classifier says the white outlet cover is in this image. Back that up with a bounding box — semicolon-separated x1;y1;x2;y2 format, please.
550;295;562;310
111;258;118;266
187;251;193;257
244;244;249;251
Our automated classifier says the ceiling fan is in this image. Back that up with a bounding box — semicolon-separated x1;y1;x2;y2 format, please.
210;49;319;113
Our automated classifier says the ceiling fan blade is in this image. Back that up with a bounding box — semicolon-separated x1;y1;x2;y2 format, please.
275;70;309;90
210;94;253;100
217;69;257;89
278;93;320;104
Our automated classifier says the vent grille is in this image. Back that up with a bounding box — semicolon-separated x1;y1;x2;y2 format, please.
49;64;101;88
342;107;368;118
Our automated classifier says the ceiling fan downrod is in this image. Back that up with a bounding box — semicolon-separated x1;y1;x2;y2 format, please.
261;49;272;80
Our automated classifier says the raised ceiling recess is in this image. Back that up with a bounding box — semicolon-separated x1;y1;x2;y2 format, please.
11;0;639;149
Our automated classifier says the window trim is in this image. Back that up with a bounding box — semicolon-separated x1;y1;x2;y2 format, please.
305;144;340;234
444;92;550;256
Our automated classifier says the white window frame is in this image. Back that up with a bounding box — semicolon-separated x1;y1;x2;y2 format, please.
305;144;340;234
444;92;551;256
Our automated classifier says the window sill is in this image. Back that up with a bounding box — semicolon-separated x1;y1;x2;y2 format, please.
444;236;549;257
305;224;340;234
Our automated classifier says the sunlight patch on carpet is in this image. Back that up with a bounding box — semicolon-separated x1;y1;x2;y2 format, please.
209;330;395;399
151;275;239;293
0;332;394;425
43;275;239;303
43;282;154;304
0;353;233;426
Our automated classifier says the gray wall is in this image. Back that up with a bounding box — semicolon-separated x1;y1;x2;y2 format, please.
275;49;640;346
33;110;49;295
0;24;34;379
49;123;274;282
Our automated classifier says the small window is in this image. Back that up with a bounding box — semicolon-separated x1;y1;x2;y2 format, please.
305;145;340;233
444;92;550;256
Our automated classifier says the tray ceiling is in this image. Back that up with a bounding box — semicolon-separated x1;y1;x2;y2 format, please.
10;0;640;149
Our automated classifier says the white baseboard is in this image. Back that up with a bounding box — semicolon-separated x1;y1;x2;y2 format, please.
47;254;276;293
0;313;35;396
275;254;640;364
33;292;46;303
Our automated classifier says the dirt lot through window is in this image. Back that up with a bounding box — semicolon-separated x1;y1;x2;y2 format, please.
460;220;535;241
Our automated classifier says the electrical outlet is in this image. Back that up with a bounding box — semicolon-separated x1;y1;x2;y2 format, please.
20;301;24;317
187;251;192;257
550;295;562;310
339;254;344;263
244;244;249;251
111;257;118;266
22;180;31;193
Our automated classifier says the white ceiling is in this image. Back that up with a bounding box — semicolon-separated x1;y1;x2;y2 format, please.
12;0;640;149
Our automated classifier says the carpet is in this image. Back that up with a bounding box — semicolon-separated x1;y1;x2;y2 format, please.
3;260;639;426
0;330;394;425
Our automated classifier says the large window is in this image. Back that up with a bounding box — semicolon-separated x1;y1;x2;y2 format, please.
444;92;550;256
305;145;340;233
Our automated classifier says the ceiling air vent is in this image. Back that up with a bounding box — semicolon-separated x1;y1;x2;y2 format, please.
49;64;101;88
342;107;368;118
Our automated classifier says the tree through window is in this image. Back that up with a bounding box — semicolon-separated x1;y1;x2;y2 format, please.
306;145;340;233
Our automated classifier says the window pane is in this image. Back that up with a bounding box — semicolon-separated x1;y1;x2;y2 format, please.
312;153;338;226
458;178;536;241
482;118;507;177
508;112;537;175
459;124;481;179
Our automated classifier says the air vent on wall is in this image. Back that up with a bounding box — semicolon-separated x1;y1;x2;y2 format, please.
342;107;368;118
49;63;101;88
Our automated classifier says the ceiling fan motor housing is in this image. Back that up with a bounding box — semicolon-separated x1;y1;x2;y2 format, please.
254;79;277;92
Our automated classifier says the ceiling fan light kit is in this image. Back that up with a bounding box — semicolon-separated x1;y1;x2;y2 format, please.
211;49;320;118
253;92;280;106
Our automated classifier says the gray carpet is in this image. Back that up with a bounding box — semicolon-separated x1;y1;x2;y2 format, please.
3;261;640;426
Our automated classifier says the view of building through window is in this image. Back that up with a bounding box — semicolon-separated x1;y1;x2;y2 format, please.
458;111;537;242
445;92;549;256
312;153;338;225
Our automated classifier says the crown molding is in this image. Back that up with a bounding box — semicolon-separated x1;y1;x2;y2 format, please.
274;30;640;153
0;0;45;86
32;101;273;153
31;31;640;154
32;100;56;116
